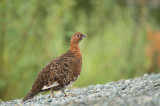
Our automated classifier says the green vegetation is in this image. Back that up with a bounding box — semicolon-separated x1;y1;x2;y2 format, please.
0;0;160;101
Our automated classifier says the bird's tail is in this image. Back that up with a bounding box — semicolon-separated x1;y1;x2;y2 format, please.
22;89;40;102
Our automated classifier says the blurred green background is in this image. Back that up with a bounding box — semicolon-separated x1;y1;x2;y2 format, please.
0;0;160;101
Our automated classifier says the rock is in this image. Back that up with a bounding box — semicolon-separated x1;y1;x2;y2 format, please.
0;73;160;106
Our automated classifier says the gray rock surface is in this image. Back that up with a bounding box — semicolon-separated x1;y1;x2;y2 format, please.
0;73;160;106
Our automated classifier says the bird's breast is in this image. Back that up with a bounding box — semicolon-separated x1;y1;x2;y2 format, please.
72;58;82;77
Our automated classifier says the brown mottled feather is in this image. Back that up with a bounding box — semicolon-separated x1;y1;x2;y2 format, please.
22;32;86;102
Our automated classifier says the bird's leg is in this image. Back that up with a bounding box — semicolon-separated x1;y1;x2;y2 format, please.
61;88;68;97
51;88;57;98
61;88;74;97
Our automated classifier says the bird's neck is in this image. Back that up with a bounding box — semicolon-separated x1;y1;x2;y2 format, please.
69;43;81;57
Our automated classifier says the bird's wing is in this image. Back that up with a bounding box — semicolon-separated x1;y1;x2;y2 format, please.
22;55;74;101
40;57;74;90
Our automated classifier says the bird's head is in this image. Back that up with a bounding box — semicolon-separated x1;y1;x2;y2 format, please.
70;32;86;44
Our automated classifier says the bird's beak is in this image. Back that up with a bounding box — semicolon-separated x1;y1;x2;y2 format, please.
82;34;86;39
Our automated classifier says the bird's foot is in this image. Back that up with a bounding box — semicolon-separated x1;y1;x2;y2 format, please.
64;93;75;97
51;94;58;98
61;88;75;97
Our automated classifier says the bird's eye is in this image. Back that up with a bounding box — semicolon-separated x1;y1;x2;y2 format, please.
76;35;80;37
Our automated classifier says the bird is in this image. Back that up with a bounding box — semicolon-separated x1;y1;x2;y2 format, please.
22;32;86;102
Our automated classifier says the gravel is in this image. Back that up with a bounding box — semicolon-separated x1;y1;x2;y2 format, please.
1;73;160;106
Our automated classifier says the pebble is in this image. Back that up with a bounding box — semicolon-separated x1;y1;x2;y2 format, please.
0;73;160;106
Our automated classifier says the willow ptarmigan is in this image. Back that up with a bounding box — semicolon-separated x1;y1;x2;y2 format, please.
22;32;86;102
